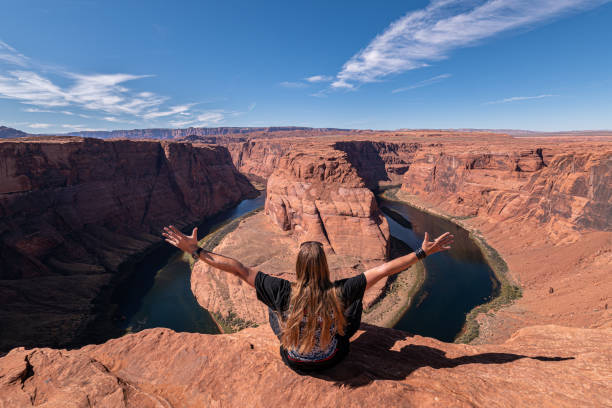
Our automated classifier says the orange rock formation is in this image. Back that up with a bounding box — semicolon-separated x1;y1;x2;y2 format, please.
1;130;610;407
1;324;610;407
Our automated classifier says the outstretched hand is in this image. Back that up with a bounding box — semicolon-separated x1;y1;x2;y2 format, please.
162;225;199;254
421;231;454;255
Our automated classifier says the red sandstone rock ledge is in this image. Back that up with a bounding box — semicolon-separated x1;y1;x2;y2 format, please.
1;323;610;407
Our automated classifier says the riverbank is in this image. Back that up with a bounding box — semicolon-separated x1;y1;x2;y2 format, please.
79;194;266;346
191;207;265;333
379;187;521;344
362;252;425;328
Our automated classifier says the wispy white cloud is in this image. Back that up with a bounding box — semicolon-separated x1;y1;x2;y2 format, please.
310;89;330;98
142;104;193;120
0;41;28;67
305;75;332;83
60;124;108;131
332;0;610;89
168;118;197;128
0;70;69;107
28;123;52;129
485;94;558;104
0;41;202;124
279;81;307;88
23;107;53;113
197;111;224;124
103;116;121;122
168;110;226;128
0;69;165;115
392;73;451;93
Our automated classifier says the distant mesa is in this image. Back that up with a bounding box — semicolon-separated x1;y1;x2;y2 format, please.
65;126;357;140
0;126;28;139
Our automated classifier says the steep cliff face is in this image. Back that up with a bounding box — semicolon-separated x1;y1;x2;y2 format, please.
0;137;256;351
265;145;389;260
226;139;295;181
401;146;611;235
518;152;612;231
191;144;393;327
1;324;610;407
395;140;611;343
333;140;421;187
227;138;422;186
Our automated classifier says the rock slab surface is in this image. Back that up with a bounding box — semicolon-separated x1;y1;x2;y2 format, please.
0;324;610;407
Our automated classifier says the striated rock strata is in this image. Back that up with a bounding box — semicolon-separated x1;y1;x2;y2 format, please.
0;137;256;351
401;147;611;237
1;324;610;407
265;145;389;259
192;144;395;327
395;138;612;342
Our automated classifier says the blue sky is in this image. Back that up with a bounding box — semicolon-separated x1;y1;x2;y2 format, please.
1;0;611;132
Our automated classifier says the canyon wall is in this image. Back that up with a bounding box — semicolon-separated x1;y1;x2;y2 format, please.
191;143;394;327
226;139;295;181
333;140;420;187
394;138;611;342
400;146;611;238
264;145;389;260
0;137;256;351
203;135;611;340
226;138;422;185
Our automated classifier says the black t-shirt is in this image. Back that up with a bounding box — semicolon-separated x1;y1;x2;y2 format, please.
254;271;367;369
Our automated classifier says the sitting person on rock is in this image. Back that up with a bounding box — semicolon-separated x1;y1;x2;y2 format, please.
162;225;453;372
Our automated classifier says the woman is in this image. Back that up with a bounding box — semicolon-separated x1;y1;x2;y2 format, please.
162;225;453;372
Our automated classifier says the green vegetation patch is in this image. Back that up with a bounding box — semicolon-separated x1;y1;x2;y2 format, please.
454;234;522;344
211;310;259;333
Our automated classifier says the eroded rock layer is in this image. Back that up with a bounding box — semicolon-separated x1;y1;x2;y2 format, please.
192;143;393;326
264;145;390;260
392;136;612;342
195;133;611;340
401;146;611;236
1;324;610;407
0;137;255;351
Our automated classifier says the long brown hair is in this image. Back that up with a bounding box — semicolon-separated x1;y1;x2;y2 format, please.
280;241;347;353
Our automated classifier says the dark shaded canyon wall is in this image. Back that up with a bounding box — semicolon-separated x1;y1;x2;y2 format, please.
0;137;256;350
333;141;421;188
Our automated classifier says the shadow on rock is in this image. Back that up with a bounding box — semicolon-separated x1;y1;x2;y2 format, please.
309;323;574;388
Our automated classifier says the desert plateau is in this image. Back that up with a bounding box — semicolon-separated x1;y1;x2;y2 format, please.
2;1;612;406
1;127;610;406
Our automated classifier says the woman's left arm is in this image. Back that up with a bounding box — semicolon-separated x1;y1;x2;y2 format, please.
162;225;257;287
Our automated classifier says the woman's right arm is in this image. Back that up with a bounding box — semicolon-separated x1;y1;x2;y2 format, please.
162;225;258;287
364;232;454;290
